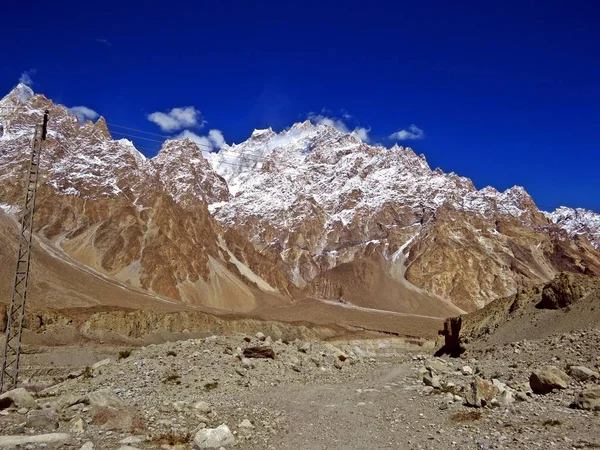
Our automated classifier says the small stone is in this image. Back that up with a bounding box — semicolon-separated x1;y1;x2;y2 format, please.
255;332;266;341
173;401;186;412
194;401;212;414
298;342;311;354
462;366;473;376
70;417;86;433
119;436;143;444
242;357;256;370
91;358;111;370
79;442;94;450
238;419;254;429
422;373;441;389
194;424;235;448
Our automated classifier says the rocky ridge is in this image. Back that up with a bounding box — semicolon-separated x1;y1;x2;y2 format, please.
1;83;600;314
208;119;600;310
0;85;290;309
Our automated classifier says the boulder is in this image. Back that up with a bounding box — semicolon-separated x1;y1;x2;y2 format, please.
243;346;275;359
0;388;39;410
537;273;583;309
425;359;447;374
194;424;235;448
568;365;599;382
573;387;600;411
422;373;441;389
87;388;123;408
529;366;571;394
25;410;59;431
464;377;499;408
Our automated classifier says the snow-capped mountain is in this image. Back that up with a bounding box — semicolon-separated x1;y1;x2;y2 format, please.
1;84;599;314
207;119;600;310
544;207;600;250
0;85;290;311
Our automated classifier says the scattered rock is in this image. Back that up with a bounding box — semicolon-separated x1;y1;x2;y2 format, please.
0;433;70;447
194;401;212;414
425;359;447;374
423;373;441;389
568;366;599;382
119;436;144;444
572;387;600;411
462;366;473;376
530;366;571;394
240;357;254;369
91;358;111;370
193;424;235;448
25;410;59;431
70;417;86;433
464;377;499;408
255;332;266;341
243;346;275;359
238;419;254;429
79;442;94;450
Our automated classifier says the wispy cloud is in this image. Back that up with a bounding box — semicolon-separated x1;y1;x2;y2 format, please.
307;110;371;143
19;69;36;86
148;106;205;132
389;125;425;141
177;129;226;156
96;38;112;46
68;106;100;123
352;127;371;143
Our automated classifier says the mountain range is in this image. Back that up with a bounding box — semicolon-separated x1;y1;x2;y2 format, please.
1;83;599;327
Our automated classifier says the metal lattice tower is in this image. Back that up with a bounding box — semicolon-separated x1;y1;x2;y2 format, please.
0;111;49;393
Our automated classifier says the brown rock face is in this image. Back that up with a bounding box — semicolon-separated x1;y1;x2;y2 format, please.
537;272;584;309
0;86;286;312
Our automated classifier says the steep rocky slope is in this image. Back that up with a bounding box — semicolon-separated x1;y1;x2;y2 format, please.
0;85;289;312
209;122;600;310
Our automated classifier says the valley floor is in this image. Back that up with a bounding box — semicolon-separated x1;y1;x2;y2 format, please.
0;328;599;449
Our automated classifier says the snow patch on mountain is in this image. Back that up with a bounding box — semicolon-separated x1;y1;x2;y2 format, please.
545;207;600;249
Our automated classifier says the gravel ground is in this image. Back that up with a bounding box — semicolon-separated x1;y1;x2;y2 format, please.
0;329;598;449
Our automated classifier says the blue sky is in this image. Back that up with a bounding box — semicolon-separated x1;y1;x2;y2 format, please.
2;0;599;211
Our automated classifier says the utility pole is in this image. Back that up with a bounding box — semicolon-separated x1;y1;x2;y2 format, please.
0;110;49;393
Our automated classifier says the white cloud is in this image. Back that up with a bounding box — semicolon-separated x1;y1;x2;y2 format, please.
389;125;425;141
208;129;225;149
352;127;371;143
19;69;36;86
177;129;226;157
148;106;204;132
96;38;112;46
308;112;370;143
68;106;100;122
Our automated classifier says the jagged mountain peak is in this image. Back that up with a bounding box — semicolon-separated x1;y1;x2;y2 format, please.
2;83;34;105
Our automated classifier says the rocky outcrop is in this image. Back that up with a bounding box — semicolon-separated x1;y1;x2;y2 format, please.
529;366;571;394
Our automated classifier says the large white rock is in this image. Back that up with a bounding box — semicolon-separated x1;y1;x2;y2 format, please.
0;388;39;410
0;433;70;447
194;424;235;448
